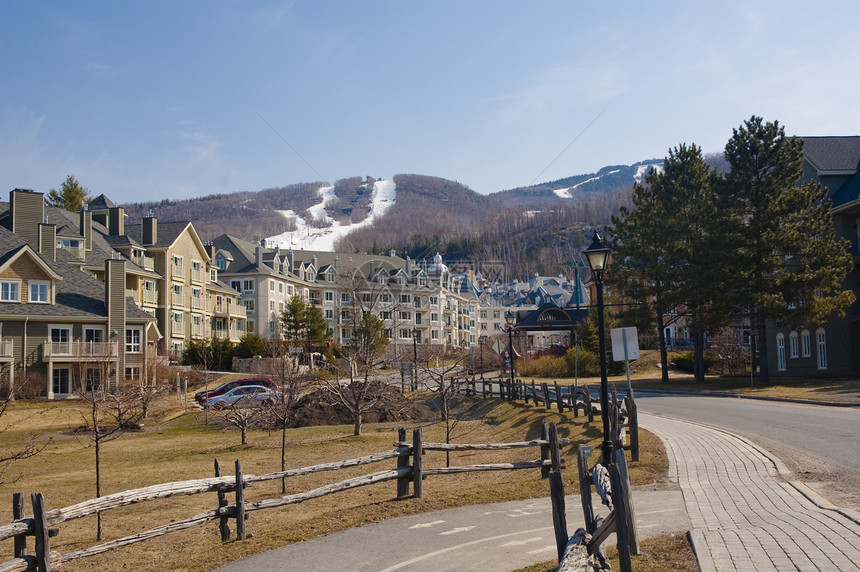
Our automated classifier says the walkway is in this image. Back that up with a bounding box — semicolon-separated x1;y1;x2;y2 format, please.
642;413;860;571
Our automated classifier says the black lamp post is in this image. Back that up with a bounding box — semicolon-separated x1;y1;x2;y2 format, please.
411;327;419;390
583;231;612;466
505;310;516;399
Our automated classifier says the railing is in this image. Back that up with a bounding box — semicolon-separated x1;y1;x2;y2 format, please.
0;426;567;571
190;269;204;284
142;257;154;271
43;342;118;359
142;290;158;305
172;292;185;307
191;297;203;310
124;289;139;303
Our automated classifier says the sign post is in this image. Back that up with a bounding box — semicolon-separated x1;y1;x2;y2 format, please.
611;327;639;395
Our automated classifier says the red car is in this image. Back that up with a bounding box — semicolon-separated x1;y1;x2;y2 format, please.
195;378;279;405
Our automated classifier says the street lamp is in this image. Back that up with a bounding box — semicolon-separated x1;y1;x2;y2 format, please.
583;231;612;466
411;327;419;390
505;310;516;399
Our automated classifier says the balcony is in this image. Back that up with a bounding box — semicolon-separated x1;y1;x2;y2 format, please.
142;290;158;305
191;297;203;310
125;288;140;304
44;341;119;360
142;257;155;271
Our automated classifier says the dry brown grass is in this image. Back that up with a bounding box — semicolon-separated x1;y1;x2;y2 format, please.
0;387;668;572
517;531;698;572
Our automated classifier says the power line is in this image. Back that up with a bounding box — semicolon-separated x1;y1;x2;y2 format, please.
529;109;606;186
255;111;329;184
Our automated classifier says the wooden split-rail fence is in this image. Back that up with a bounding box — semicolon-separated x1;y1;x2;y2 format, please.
556;446;639;572
458;376;639;461
0;425;569;572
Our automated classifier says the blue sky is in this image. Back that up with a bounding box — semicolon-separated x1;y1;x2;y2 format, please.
2;1;859;205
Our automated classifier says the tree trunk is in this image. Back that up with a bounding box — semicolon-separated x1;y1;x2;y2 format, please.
693;332;705;383
656;312;669;383
353;412;362;436
240;425;247;445
756;310;770;384
281;422;287;494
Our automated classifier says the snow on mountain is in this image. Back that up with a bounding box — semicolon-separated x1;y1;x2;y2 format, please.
553;187;573;199
634;163;662;182
266;179;396;252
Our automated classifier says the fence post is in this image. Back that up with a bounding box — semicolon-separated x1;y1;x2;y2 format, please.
541;382;551;409
554;382;564;413
13;492;26;558
577;445;595;534
396;428;410;499
540;422;550;479
548;423;568;564
609;462;632;572
627;395;639;462
31;493;50;572
412;427;423;498
214;460;230;541
234;460;246;540
615;448;639;555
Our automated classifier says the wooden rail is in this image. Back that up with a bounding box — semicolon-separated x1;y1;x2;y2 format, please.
2;428;568;571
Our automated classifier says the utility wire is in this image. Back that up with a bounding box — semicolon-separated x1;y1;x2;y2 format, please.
529;109;606;186
256;111;329;184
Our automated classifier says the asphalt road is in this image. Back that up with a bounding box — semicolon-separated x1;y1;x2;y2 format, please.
635;391;860;510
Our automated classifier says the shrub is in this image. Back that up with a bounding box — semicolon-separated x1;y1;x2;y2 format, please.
672;350;720;374
565;347;600;377
518;355;568;378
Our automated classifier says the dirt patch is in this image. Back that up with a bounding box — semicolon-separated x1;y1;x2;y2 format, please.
291;381;434;427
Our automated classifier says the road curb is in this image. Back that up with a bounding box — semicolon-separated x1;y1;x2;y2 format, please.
686;530;716;572
632;387;860;408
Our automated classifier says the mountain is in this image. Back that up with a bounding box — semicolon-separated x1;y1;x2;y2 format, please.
119;161;654;278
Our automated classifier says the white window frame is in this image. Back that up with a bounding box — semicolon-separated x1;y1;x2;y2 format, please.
29;280;50;303
776;334;786;371
52;367;71;394
0;280;21;302
243;279;255;292
126;328;142;353
816;328;827;370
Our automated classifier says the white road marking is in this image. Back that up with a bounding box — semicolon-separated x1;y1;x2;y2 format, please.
377;526;554;571
409;520;446;529
500;537;544;547
439;526;476;535
527;545;557;555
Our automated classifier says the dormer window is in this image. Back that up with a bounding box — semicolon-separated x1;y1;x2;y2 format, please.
29;281;49;303
1;281;21;302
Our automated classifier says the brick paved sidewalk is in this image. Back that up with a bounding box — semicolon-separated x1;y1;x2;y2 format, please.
642;414;860;571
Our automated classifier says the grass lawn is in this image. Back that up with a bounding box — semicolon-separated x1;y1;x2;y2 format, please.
0;385;679;571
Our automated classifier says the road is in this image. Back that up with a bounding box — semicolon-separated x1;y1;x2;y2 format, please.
635;391;860;511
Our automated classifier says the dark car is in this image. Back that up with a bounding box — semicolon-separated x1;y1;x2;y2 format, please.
195;378;278;405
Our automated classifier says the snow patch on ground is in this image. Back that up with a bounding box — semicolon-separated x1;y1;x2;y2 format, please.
553;187;572;199
266;179;396;252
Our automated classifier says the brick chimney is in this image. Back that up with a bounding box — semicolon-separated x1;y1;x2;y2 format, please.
142;214;157;246
9;189;44;247
38;223;56;262
108;207;125;236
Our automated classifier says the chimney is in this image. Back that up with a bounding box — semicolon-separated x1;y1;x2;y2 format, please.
108;207;125;236
311;255;318;268
255;243;263;267
406;256;412;275
38;223;57;261
79;208;92;251
9;189;44;247
388;248;396;258
105;256;127;378
142;214;157;245
204;242;215;261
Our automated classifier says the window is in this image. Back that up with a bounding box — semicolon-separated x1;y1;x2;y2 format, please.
400;294;411;303
418;277;427;287
816;328;827;370
431;312;439;323
173;283;182;295
380;293;392;303
776;334;786;371
429;296;438;306
278;282;284;294
244;300;255;313
399;329;412;339
362;292;372;303
269;300;275;311
172;255;183;267
341;292;352;303
800;330;811;357
399;311;412;321
84;328;104;343
210;269;217;282
1;281;20;302
52;368;70;394
125;367;140;380
431;330;439;340
270;280;275;292
287;285;294;296
243;279;254;292
380;311;392;320
325;309;333;319
789;332;798;359
230;280;241;291
192;260;202;271
215;256;227;270
50;326;71;354
325;291;334;302
173;312;183;324
126;329;141;353
27;281;48;303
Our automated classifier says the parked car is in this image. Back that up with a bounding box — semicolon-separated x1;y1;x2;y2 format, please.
195;378;278;405
206;385;277;409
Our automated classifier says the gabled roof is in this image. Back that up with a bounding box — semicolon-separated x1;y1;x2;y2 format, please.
0;243;64;282
803;136;860;175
